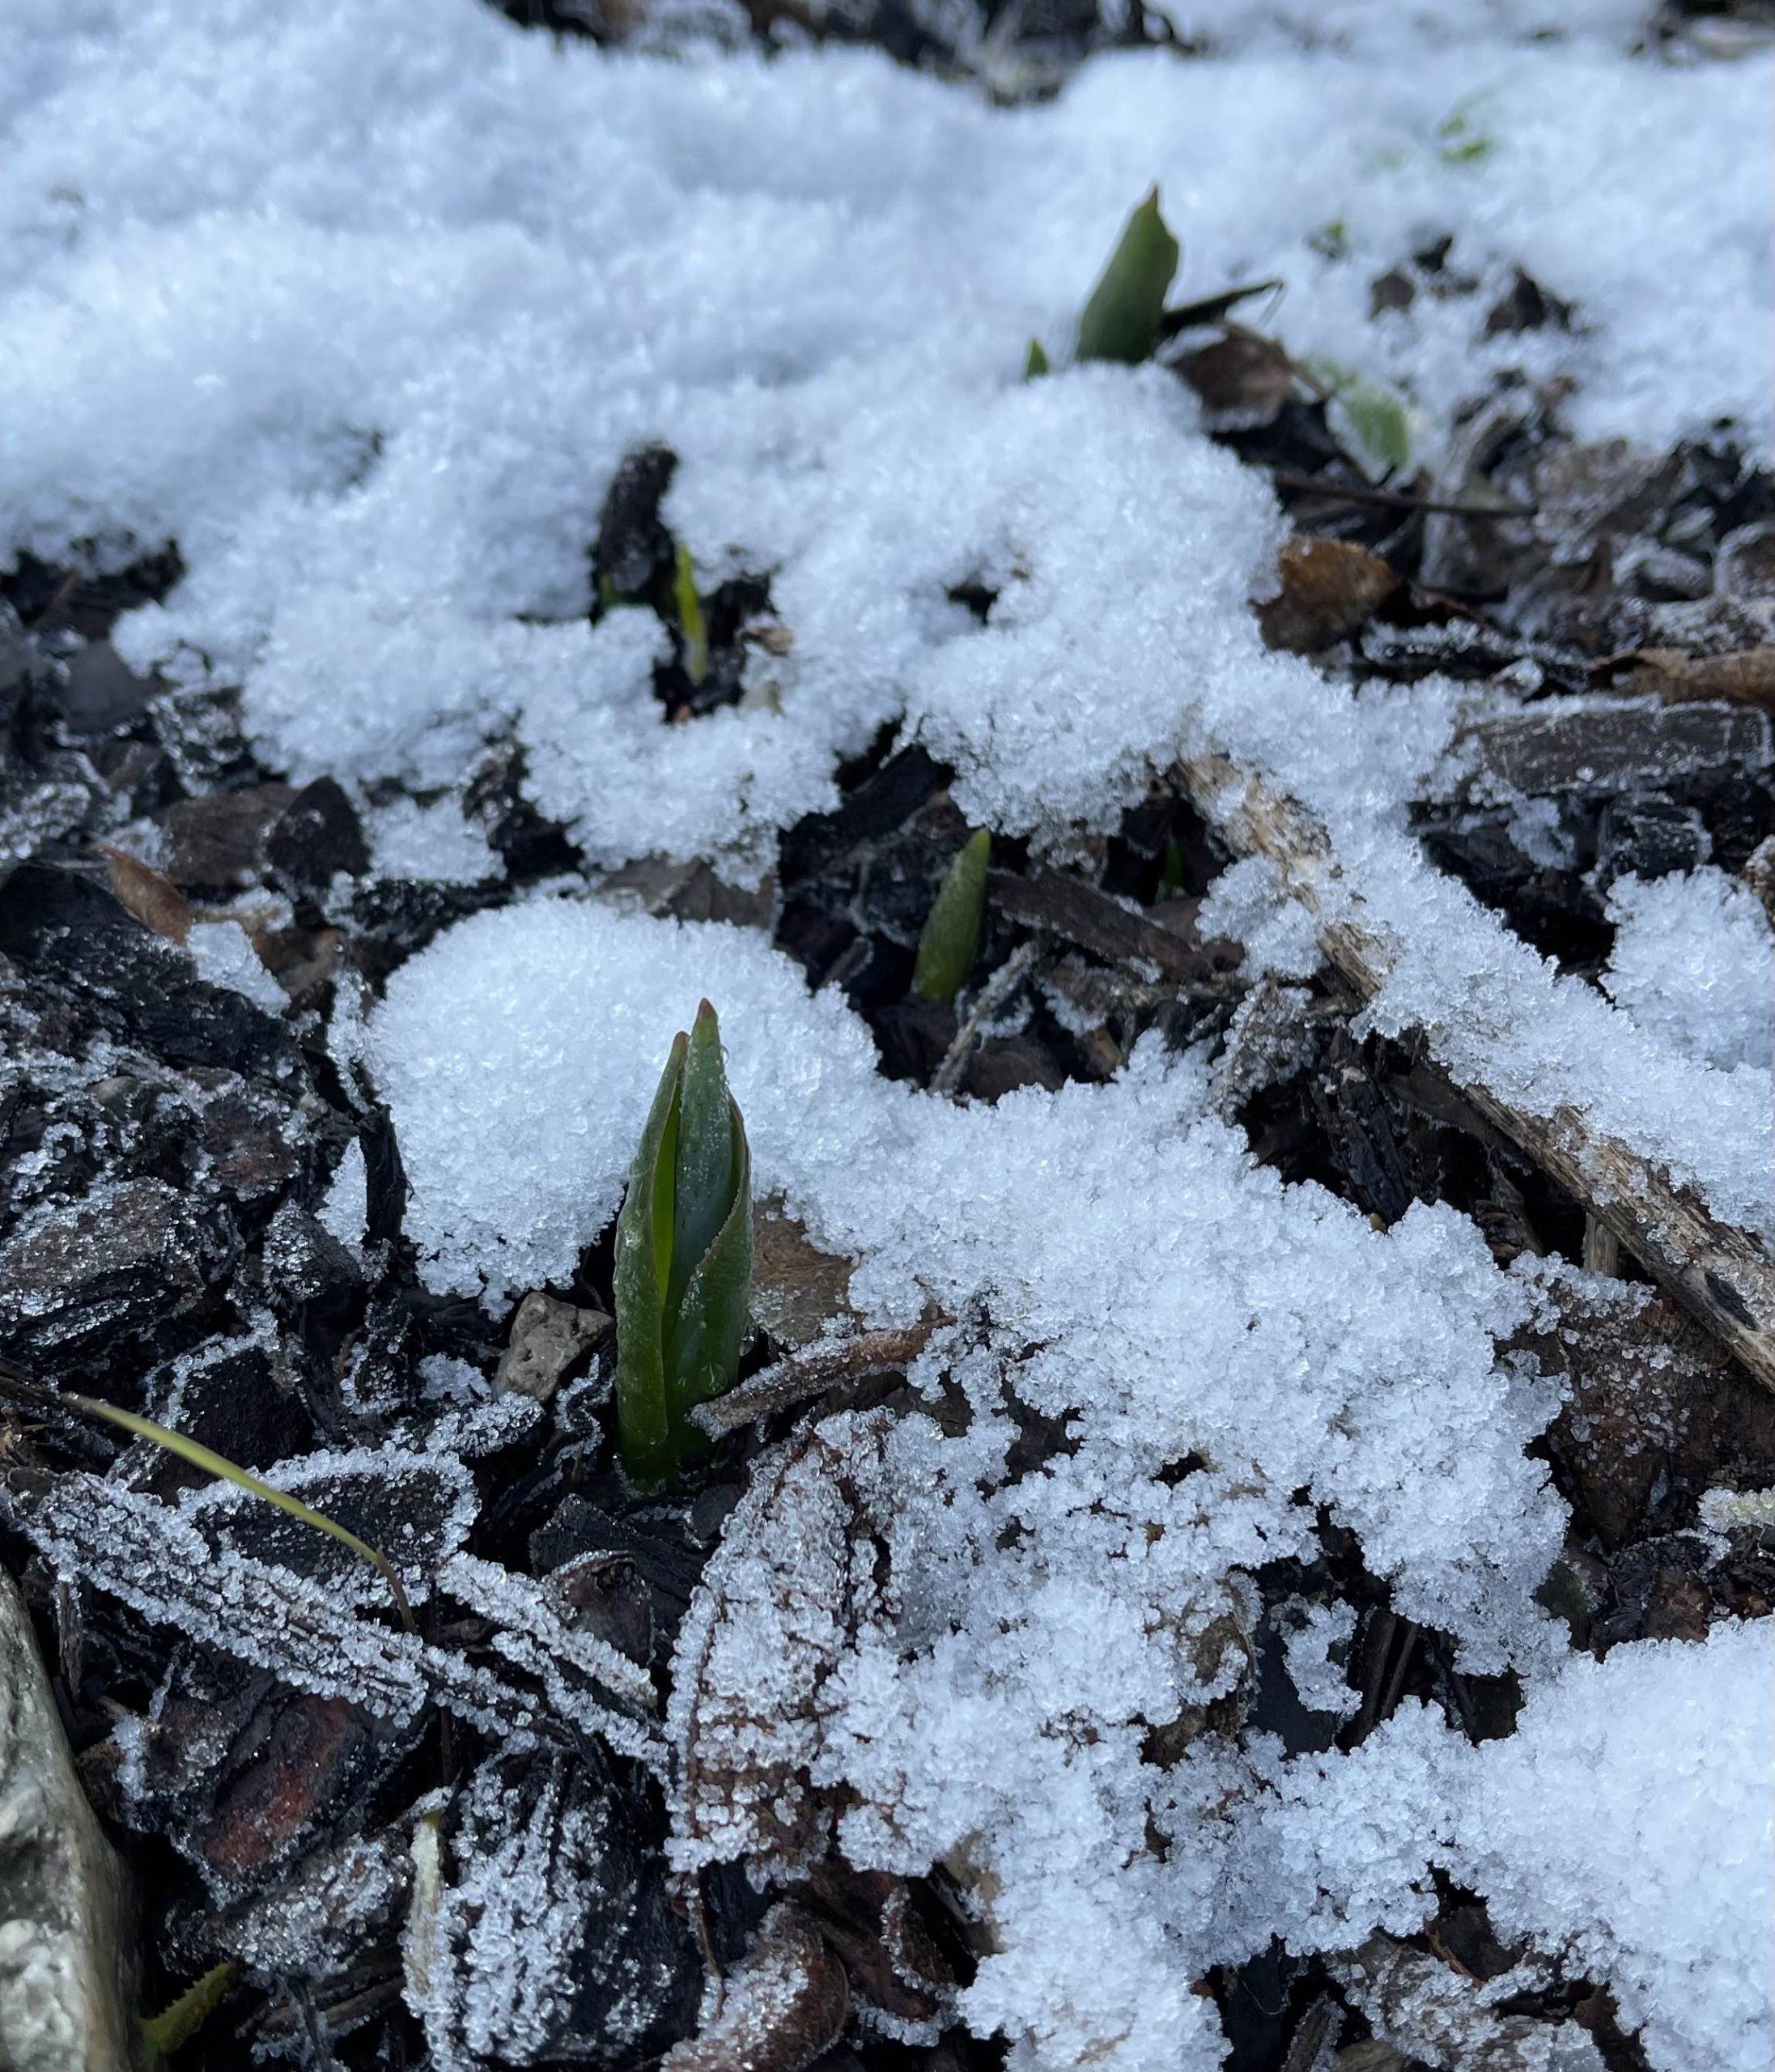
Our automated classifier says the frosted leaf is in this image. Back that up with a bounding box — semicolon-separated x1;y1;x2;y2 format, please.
1327;1933;1606;2072
662;1902;849;2072
15;1472;545;1742
214;1828;412;1981
668;1413;898;1879
440;1552;661;1760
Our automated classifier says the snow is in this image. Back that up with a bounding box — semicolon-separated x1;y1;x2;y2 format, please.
1;0;1767;867
185;917;287;1015
1458;1620;1775;2072
5;2;1773;2066
1604;866;1775;1075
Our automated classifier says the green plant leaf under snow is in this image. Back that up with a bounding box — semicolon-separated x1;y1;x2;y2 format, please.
1076;188;1180;367
1024;336;1051;380
65;1395;418;1631
673;540;709;686
614;1004;752;1488
913;829;991;1004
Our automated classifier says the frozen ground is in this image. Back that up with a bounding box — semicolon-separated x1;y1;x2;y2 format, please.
2;1;1772;2069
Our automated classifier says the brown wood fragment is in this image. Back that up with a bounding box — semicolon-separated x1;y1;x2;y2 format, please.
1602;646;1775;709
694;1325;937;1436
1178;750;1775;1391
986;868;1238;987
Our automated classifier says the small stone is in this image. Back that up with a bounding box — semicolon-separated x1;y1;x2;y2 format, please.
495;1292;611;1402
0;1572;134;2072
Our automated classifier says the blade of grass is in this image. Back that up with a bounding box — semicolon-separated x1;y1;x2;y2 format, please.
138;1959;240;2071
63;1394;415;1633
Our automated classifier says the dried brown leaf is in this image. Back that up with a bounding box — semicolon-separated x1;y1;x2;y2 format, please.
1257;535;1400;654
96;841;193;944
663;1903;848;2072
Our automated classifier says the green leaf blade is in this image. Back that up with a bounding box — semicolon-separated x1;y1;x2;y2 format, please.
669;1002;736;1312
912;829;991;1004
1076;188;1180;367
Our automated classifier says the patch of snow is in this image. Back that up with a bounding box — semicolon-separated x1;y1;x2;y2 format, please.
1456;1620;1775;2072
317;1136;368;1255
367;792;500;885
185;917;286;1014
1603;866;1775;1074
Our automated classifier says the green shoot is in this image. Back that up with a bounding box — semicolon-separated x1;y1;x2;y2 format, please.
913;829;991;1005
614;1003;753;1488
1024;337;1051;380
673;541;709;686
63;1394;415;1633
1159;835;1184;898
138;1960;240;2071
1076;188;1180;367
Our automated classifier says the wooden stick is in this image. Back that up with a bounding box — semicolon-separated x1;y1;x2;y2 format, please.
695;1325;938;1437
1178;751;1775;1390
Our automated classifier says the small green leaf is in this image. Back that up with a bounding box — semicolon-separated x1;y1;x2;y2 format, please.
913;829;991;1005
614;1008;752;1489
138;1959;240;2071
673;541;708;686
64;1395;415;1633
1160;836;1184;897
1076;188;1180;367
1334;381;1414;478
670;1002;737;1313
664;1102;752;1450
614;1034;685;1488
1024;337;1051;380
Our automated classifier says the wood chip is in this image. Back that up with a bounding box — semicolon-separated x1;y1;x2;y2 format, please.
987;868;1238;986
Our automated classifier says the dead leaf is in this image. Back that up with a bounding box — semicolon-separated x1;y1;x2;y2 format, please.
749;1201;856;1350
1257;536;1400;653
1603;646;1775;709
96;841;193;944
1174;324;1297;429
669;1412;896;1879
663;1902;848;2072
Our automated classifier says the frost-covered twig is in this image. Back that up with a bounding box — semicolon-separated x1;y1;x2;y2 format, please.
692;1326;938;1437
932;941;1040;1095
1181;749;1775;1388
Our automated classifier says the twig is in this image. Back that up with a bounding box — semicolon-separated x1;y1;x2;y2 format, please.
1268;469;1535;520
694;1324;940;1437
1179;750;1775;1391
932;940;1040;1096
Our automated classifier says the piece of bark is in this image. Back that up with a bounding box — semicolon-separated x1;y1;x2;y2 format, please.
0;1572;134;2072
986;868;1238;986
1180;750;1775;1391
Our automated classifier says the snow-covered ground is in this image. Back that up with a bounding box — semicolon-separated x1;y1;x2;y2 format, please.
3;2;1772;2068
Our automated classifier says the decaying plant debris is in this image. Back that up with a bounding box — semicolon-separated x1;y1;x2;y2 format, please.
2;2;1773;2071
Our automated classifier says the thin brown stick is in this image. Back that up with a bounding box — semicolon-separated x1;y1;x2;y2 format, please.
694;1325;939;1437
1268;469;1535;520
1179;750;1775;1391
